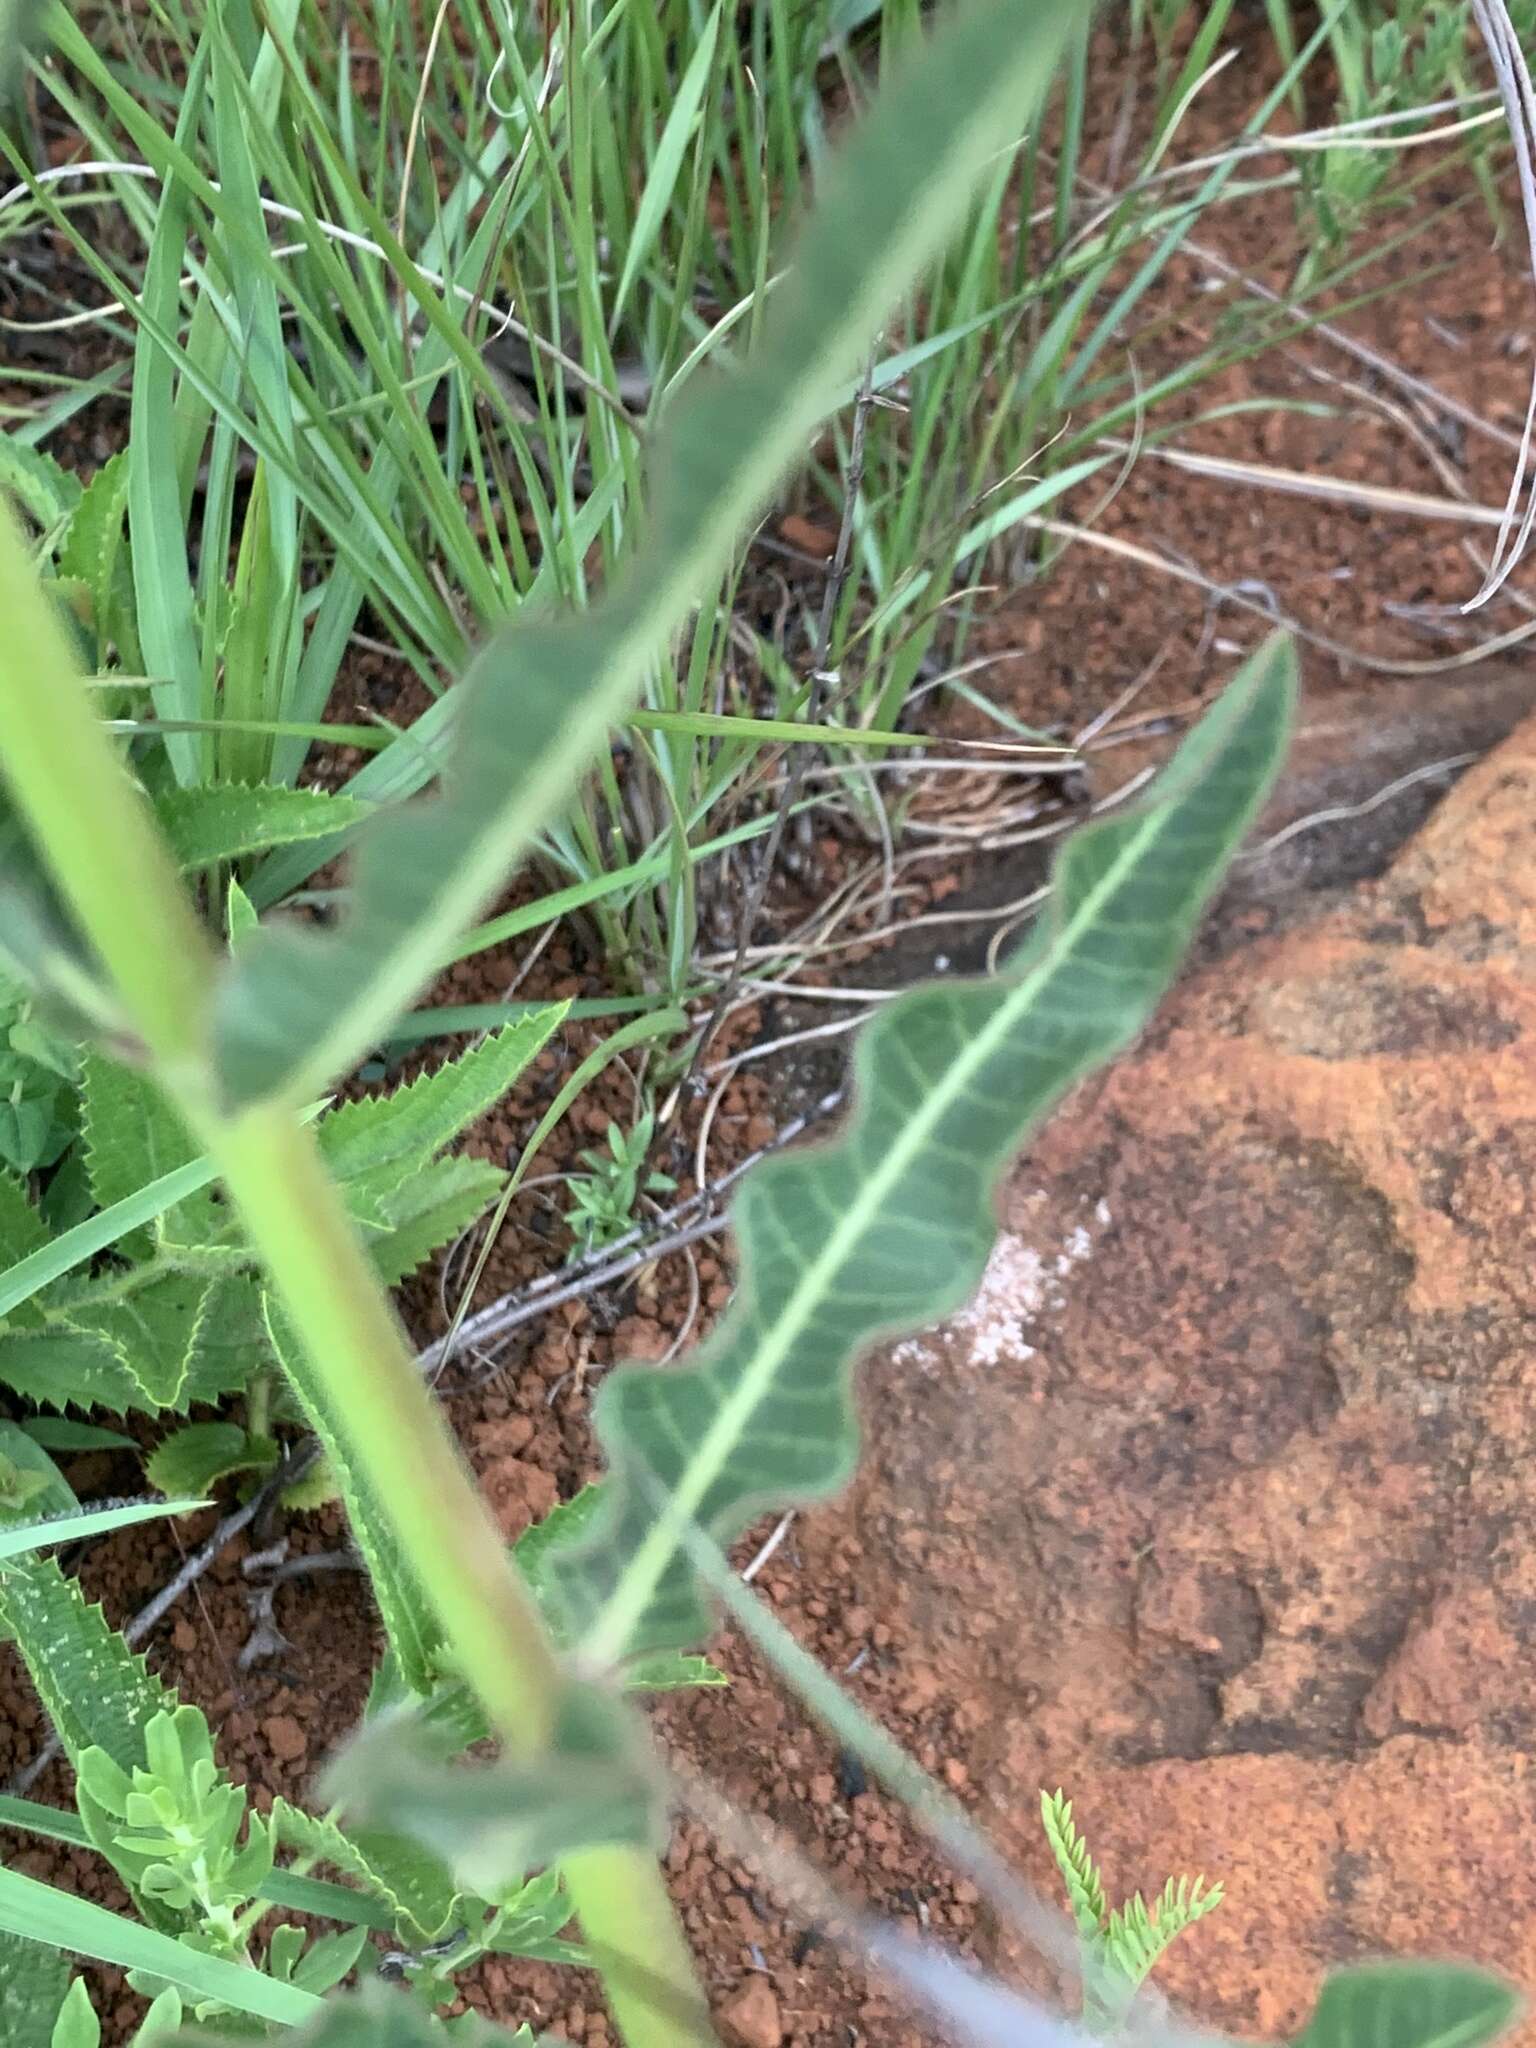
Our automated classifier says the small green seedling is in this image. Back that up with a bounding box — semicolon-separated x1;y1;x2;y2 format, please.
1041;1789;1223;2033
565;1110;676;1258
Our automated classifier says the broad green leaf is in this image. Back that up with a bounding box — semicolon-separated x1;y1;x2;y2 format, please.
0;1172;48;1268
549;638;1296;1660
145;1421;269;1498
269;1798;463;1946
48;1976;98;2048
169;1980;521;2044
1294;1965;1521;2048
63;1269;215;1410
153;786;371;871
0;1554;170;1771
0;1154;222;1322
209;0;1083;1108
318;1013;565;1186
362;1154;506;1287
0;1421;73;1521
0;1866;319;2026
18;1418;134;1452
0;439;80;535
261;1297;438;1690
0;1329;142;1414
0;1923;69;2048
80;1054;198;1213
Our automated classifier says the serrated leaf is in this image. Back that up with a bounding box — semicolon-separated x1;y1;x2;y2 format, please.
145;1422;270;1499
0;1422;73;1521
153;786;371;872
0;1924;70;2048
318;1014;564;1187
261;1297;439;1691
0;438;81;535
178;1273;267;1406
209;0;1083;1109
268;1799;462;1947
548;638;1296;1659
363;1155;505;1287
58;452;137;671
80;1055;198;1216
63;1270;214;1410
18;1417;134;1452
0;1329;143;1414
1294;1965;1521;2048
0;1555;170;1771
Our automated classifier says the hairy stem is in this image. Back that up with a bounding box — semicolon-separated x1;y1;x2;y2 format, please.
0;501;716;2048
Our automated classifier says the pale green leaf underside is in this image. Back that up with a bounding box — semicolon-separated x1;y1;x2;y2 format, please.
208;0;1082;1108
1294;1965;1520;2048
0;1925;69;2048
551;639;1297;1659
153;784;370;871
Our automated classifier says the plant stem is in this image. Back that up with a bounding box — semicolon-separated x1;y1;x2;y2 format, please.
0;502;717;2048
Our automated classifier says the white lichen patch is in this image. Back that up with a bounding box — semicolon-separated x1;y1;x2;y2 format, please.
893;1196;1107;1373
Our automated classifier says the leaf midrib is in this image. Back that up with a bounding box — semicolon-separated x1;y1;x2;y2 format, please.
584;766;1211;1660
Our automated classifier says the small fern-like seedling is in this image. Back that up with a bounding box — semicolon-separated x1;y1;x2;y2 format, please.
1040;1790;1222;2033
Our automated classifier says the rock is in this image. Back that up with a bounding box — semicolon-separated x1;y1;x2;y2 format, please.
481;1456;558;1540
718;1976;783;2048
262;1714;306;1765
782;707;1536;2039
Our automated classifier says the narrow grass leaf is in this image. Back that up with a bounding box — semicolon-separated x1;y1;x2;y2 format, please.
210;0;1084;1108
0;1867;320;2026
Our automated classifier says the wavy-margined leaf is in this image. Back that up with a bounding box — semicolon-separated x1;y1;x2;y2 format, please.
208;0;1083;1110
152;785;371;871
360;1154;507;1286
1293;1964;1520;2048
549;638;1296;1660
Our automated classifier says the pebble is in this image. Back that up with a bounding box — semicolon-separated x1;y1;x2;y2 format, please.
719;1975;784;2048
262;1713;307;1764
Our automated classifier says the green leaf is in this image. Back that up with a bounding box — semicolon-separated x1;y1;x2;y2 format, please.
0;1422;73;1521
261;1297;439;1691
0;1865;319;2027
0;1497;207;1559
48;1976;99;2048
268;1798;463;1947
362;1155;506;1287
168;1980;518;2044
549;637;1296;1659
1294;1965;1521;2048
322;1680;660;1896
59;452;137;671
0;1171;49;1269
80;1054;198;1213
0;439;81;535
318;1014;565;1188
0;1924;70;2048
18;1418;134;1452
0;1329;143;1414
209;0;1084;1109
145;1422;269;1499
153;786;371;872
0;1555;171;1771
63;1270;215;1410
